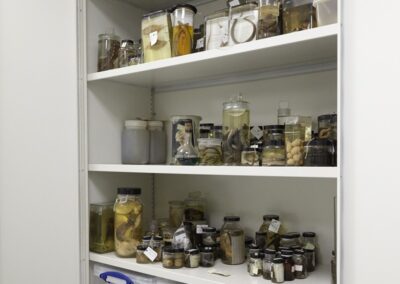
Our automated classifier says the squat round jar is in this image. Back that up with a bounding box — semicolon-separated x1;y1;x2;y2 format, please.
202;227;217;246
185;249;200;268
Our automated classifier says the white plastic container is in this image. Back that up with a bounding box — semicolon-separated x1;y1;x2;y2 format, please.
121;120;149;164
148;120;166;164
313;0;337;26
93;264;156;284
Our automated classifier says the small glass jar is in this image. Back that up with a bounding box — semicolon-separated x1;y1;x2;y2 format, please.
213;125;223;139
174;248;185;268
153;236;163;262
162;246;175;268
118;39;136;67
142;235;151;247
293;249;308;279
229;2;259;46
263;249;276;280
136;245;150;264
89;203;115;253
184;192;205;221
304;248;316;272
114;187;143;257
198;138;223;165
271;258;285;283
171;4;197;57
248;243;261;259
318;114;337;140
241;147;260;166
282;251;295;281
285;124;305;166
262;125;286;166
97;33;120;71
304;137;335;166
200;123;214;138
220;216;245;265
169;200;184;228
258;0;281;39
280;232;301;248
283;0;316;34
202;227;217;246
148;121;166;164
205;9;229;50
162;226;174;246
121;120;149;164
185;248;200;268
200;246;215;267
259;214;285;250
255;231;267;249
193;24;205;52
248;252;263;276
303;232;317;266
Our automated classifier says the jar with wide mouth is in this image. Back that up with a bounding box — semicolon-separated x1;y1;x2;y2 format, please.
118;39;136;67
248;252;263;276
198;138;223;165
259;214;286;249
148;120;166;164
192;24;205;52
202;226;217;246
89;203;115;253
263;249;276;280
205;9;229;50
200;246;215;267
304;248;316;272
271;258;285;283
162;246;175;268
241;147;260;166
304;137;335;166
293;249;308;279
169;200;184;228
141;10;172;63
152;236;163;262
283;0;316;34
121;120;149;164
285;123;305;166
262;125;286;166
200;123;214;138
136;245;151;264
97;32;120;71
228;2;259;46
258;0;281;39
114;187;143;257
280;232;301;248
185;248;200;268
318;113;337;140
174;248;185;268
171;4;197;57
220;216;245;264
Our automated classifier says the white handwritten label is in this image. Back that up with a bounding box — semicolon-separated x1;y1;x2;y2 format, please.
196;224;208;234
229;0;240;7
268;219;281;234
149;31;158;46
144;247;158;262
295;265;303;272
251;126;264;140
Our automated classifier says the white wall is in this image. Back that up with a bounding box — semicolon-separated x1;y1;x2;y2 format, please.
342;0;400;283
0;0;80;283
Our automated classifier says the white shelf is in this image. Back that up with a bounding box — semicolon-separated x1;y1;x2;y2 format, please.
90;252;331;284
87;25;338;92
88;164;337;178
124;0;210;11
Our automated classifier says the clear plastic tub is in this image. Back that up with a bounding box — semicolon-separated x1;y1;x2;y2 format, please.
313;0;337;26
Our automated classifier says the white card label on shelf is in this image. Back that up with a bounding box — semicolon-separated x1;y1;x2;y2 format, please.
295;265;303;272
268;219;281;233
208;268;231;277
144;247;158;262
229;0;240;7
196;224;208;234
149;31;158;46
251;126;264;140
196;38;204;49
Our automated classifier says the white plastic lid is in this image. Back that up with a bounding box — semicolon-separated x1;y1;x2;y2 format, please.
148;120;163;128
198;138;222;146
125;120;147;129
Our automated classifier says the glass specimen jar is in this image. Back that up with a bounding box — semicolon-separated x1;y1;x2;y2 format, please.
200;123;214;138
97;32;120;71
136;245;151;264
121;120;149;164
248;252;263;276
280;232;301;248
263;249;276;280
171;4;197;57
142;235;151;247
200;246;215;267
192;24;205;52
89;203;115;253
282;0;316;34
285;123;305;166
293;249;308;279
118;39;136;67
258;0;281;39
304;248;316;272
262;125;286;166
304;137;334;166
185;248;200;268
148;120;166;164
169;200;184;228
282;251;295;281
162;246;175;268
174;248;185;268
228;2;259;46
271;258;285;283
220;216;245;265
205;9;230;50
202;227;217;246
114;187;143;257
241;147;260;166
222;95;250;165
255;231;267;249
175;130;200;165
184;192;205;221
141;10;172;63
318;113;337;140
248;243;261;259
259;214;285;249
198;138;223;165
152;236;163;262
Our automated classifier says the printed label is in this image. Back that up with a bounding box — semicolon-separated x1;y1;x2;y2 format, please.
251;126;264;140
149;31;158;46
268;219;281;234
196;224;209;234
144;247;158;262
229;0;240;7
295;265;303;272
196;37;204;49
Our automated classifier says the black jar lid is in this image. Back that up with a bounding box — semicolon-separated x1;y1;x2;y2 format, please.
153;236;163;241
202;227;217;233
294;249;305;255
263;214;280;221
318;113;337;122
224;216;240;222
121;39;134;45
255;231;267;236
264;125;285;132
304;248;315;252
281;249;294;256
171;3;197;14
137;244;148;251
248;243;260;250
163;246;174;253
279;246;291;251
142;236;152;241
117;187;141;195
214;125;222;130
185;248;200;255
302;232;316;238
201;246;214;252
291;245;301;251
282;232;300;239
245;236;254;246
250;252;261;259
174;248;185;253
264;248;276;255
273;258;284;264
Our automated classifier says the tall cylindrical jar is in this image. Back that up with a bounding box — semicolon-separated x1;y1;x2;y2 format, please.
97;33;120;71
220;216;245;265
258;0;281;39
148;120;166;164
121;120;149;164
114;187;143;257
118;39;136;67
171;4;197;57
222;95;250;165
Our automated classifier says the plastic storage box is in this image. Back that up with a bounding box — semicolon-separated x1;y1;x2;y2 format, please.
313;0;337;26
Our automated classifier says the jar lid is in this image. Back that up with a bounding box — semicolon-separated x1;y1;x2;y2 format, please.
142;236;152;241
282;252;293;258
200;123;214;129
255;231;267;236
291;245;301;251
171;3;197;14
304;248;315;252
197;138;222;146
185;248;200;255
248;243;259;250
174;248;185;253
137;244;148;250
264;125;285;132
163;246;174;253
154;236;163;241
200;246;214;252
264;249;276;255
125;120;147;129
121;39;134;45
294;249;305;255
318;113;337;122
202;227;216;233
214;125;222;130
263;214;280;221
224;216;240;222
148;120;163;128
279;246;291;251
250;252;261;259
282;232;300;239
273;258;284;264
302;232;316;238
117;187;141;195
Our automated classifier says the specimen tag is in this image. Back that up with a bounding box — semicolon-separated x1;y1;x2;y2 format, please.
196;38;204;49
149;31;158;46
121;41;127;48
295;265;303;272
268;219;281;233
196;224;208;234
144;247;158;262
229;0;240;7
251;126;263;140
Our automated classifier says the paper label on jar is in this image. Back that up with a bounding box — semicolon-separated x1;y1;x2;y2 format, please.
144;247;158;262
251;126;263;140
118;196;128;204
149;31;158;46
251;264;259;275
196;224;208;234
196;38;204;49
268;219;281;234
229;0;240;7
295;265;303;271
291;266;295;272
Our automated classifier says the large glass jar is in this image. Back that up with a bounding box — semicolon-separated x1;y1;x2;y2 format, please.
205;9;230;50
141;10;172;63
258;0;281;39
282;0;316;34
285;123;305;166
304;137;335;166
228;2;259;46
184;192;205;221
118;39;136;67
222;95;250;165
97;33;120;71
198;138;223;165
148;121;166;164
262;125;286;166
169;200;184;228
259;214;285;250
114;187;143;257
121;120;149;164
318;113;337;140
171;4;197;57
220;216;245;265
89;203;114;253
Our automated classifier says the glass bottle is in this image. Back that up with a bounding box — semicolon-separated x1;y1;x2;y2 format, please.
114;187;143;257
205;9;229;50
136;245;150;264
258;0;281;39
222;94;250;165
220;216;245;264
121;120;149;164
293;249;308;279
248;252;263;276
271;258;285;283
304;248;316;272
162;246;175;268
282;251;295;281
185;248;200;268
97;32;120;71
228;2;259;46
175;130;200;165
259;214;285;249
192;24;205;52
89;203;114;253
171;4;197;57
118;39;136;67
200;246;215;267
262;125;286;166
263;249;276;280
304;136;335;166
283;0;316;34
202;227;217;246
169;200;184;228
280;232;301;248
303;232;317;266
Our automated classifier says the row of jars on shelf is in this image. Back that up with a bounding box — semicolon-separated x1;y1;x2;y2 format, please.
97;0;337;71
